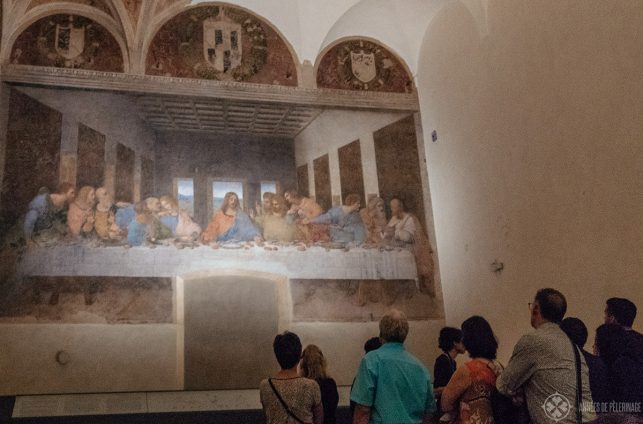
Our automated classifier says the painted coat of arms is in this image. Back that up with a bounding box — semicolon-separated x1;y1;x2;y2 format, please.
203;11;242;74
55;20;86;60
316;39;413;93
350;50;376;83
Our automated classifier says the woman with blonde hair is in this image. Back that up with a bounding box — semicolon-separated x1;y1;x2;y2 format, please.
300;345;338;424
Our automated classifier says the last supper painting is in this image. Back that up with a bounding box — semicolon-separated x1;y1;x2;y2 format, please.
0;0;443;400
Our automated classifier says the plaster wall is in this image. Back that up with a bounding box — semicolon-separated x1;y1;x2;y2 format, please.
0;294;442;394
417;0;643;361
320;0;448;75
0;324;180;395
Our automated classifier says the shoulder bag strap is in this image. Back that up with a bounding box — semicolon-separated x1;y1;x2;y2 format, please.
268;378;307;424
569;338;583;424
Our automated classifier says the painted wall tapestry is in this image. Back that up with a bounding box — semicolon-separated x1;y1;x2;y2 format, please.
339;140;365;207
146;5;297;85
0;89;62;234
140;157;155;200
296;164;309;197
76;123;106;189
115;143;134;203
313;154;331;211
316;39;413;93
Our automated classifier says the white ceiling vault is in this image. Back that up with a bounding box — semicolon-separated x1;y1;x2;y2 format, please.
136;95;321;137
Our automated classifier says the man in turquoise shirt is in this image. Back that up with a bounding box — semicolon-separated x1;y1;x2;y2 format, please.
351;309;436;424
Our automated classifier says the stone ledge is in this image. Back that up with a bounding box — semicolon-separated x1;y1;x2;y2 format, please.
1;65;420;111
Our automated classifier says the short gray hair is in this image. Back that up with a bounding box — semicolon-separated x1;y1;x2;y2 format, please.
379;309;409;343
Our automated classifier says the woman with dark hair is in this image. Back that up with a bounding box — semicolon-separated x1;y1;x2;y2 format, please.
434;327;465;393
260;332;323;424
433;327;465;420
594;324;643;411
441;316;501;424
300;345;338;424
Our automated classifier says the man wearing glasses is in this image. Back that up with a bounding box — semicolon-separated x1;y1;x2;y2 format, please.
497;288;596;424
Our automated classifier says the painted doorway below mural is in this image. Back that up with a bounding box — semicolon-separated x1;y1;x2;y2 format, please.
183;274;279;390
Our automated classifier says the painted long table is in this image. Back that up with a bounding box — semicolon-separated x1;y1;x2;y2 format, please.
18;244;418;280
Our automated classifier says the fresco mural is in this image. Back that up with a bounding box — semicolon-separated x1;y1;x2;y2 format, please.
0;2;440;396
122;0;143;27
76;123;106;189
11;14;124;72
146;5;297;85
0;277;172;324
27;0;114;17
292;279;442;322
316;39;414;93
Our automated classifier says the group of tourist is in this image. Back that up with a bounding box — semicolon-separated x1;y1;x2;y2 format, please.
261;292;642;424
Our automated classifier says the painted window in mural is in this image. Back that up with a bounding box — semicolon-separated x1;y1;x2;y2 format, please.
176;178;195;217
213;181;244;211
260;181;277;199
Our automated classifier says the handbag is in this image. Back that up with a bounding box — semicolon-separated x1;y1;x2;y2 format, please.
268;378;307;424
490;361;531;424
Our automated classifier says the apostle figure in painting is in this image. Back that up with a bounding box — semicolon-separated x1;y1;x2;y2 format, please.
23;182;75;246
143;197;173;241
201;192;261;243
114;200;136;231
305;193;366;244
127;201;151;247
385;197;435;295
253;191;275;229
260;192;275;216
67;186;96;238
284;190;328;242
360;196;388;244
94;187;124;241
159;195;201;240
262;194;295;242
